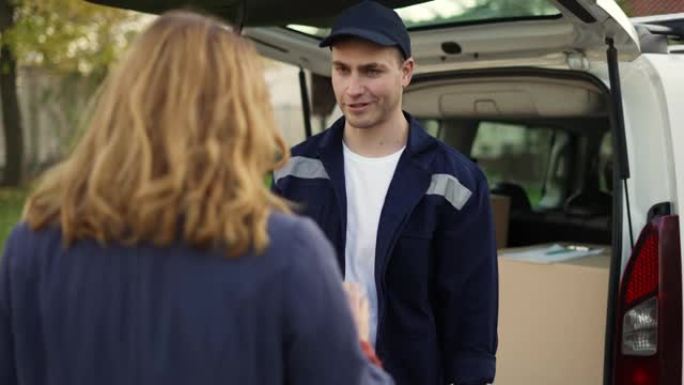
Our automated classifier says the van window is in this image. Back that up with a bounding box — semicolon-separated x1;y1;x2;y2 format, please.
288;0;560;37
598;131;613;194
470;121;567;209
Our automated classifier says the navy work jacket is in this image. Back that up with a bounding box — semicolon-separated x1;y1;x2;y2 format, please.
0;214;393;385
273;114;498;385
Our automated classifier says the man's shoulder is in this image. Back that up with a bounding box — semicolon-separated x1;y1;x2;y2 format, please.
425;140;488;190
407;117;486;189
289;129;330;158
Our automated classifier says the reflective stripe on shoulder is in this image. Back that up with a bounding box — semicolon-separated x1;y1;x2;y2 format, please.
274;156;329;183
426;173;472;210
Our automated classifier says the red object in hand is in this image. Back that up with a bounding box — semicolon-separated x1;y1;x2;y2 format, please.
360;340;383;368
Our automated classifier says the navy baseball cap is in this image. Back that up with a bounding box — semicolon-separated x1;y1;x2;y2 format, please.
319;1;411;59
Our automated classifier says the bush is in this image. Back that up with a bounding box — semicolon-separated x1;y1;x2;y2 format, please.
0;188;28;251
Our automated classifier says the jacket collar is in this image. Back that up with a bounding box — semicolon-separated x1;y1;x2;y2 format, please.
317;111;437;164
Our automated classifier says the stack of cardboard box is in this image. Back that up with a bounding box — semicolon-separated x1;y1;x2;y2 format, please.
490;193;610;385
496;244;611;385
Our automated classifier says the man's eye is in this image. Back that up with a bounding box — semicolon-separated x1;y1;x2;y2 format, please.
366;69;381;76
336;67;350;74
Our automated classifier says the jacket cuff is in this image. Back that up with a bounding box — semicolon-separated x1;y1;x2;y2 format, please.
444;353;495;385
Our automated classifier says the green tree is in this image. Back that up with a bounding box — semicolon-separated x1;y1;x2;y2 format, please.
0;0;143;186
10;0;144;76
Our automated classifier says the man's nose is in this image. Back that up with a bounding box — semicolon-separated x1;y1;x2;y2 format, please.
345;74;365;96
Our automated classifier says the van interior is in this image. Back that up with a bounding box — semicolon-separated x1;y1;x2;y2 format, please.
405;70;614;247
403;69;615;385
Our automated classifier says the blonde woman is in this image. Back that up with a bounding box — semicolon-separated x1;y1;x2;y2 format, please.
0;11;391;385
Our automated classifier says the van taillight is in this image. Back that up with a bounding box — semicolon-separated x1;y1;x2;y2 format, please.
614;215;681;385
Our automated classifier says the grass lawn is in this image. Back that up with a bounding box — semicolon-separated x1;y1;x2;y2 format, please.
0;188;28;251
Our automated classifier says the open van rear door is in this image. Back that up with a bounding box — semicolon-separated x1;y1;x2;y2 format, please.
88;0;640;75
247;0;641;75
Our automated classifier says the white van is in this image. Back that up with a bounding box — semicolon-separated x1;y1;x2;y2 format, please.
90;1;684;384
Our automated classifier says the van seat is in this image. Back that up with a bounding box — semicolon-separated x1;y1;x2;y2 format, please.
490;182;531;212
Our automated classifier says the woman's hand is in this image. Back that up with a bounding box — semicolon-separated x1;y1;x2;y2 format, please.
343;282;371;342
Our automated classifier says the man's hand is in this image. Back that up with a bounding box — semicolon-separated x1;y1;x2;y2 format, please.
343;282;371;342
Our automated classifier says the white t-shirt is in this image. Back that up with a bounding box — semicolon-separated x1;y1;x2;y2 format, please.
342;142;404;346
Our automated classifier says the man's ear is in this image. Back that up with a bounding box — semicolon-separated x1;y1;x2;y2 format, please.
401;57;415;88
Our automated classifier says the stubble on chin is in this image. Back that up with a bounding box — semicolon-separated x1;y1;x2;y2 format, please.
344;107;382;130
345;117;374;130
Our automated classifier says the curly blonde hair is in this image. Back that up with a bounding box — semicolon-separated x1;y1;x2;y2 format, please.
23;10;291;256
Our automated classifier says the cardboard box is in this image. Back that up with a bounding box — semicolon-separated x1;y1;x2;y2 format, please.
496;245;611;385
490;194;510;249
